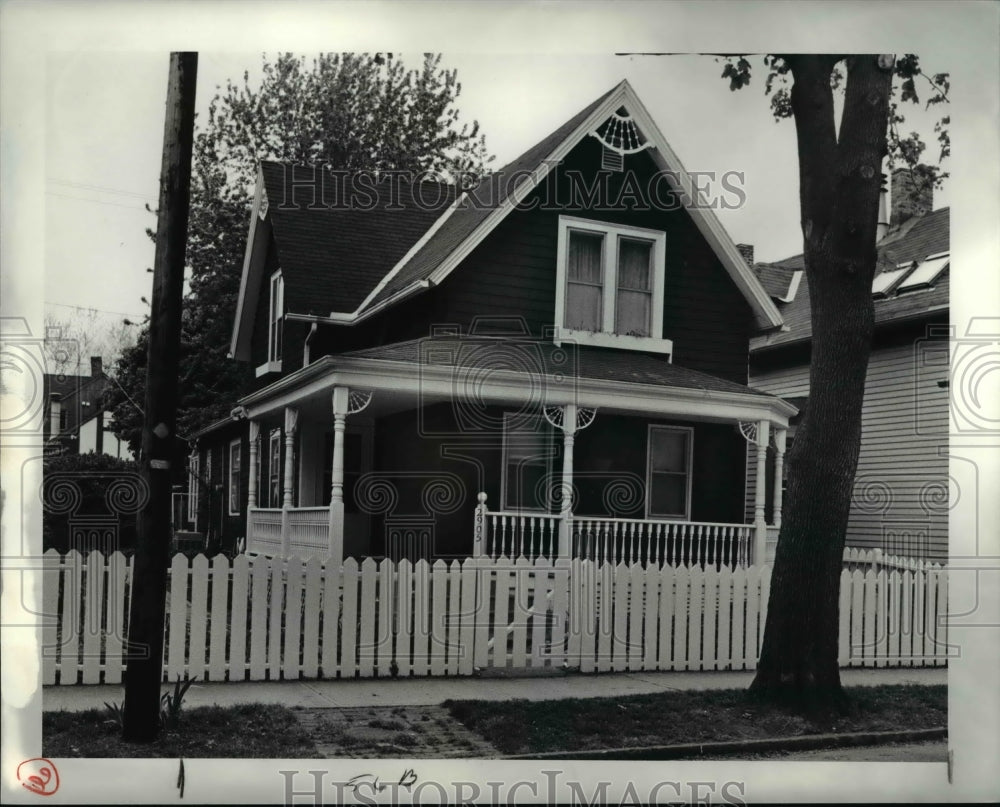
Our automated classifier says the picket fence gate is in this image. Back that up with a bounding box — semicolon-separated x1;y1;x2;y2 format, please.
42;549;949;686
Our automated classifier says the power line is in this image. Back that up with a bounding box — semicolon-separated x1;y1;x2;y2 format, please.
47;178;155;201
45;301;147;319
45;190;152;212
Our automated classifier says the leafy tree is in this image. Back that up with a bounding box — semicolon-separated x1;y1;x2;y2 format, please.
718;54;948;708
107;53;493;455
44;307;137;378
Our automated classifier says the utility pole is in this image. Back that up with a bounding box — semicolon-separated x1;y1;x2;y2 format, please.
122;52;197;742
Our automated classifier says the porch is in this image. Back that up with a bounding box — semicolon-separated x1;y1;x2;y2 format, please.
238;337;796;567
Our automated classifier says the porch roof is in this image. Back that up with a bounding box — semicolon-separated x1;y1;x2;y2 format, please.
239;337;798;426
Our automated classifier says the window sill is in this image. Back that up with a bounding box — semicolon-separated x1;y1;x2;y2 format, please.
554;328;673;357
255;360;283;378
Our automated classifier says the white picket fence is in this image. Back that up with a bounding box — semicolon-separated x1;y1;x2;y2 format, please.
42;549;949;686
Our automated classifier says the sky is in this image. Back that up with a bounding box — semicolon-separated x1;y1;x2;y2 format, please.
39;41;959;339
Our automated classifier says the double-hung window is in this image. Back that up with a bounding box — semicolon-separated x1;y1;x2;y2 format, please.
556;216;669;354
187;453;200;525
646;425;693;519
228;439;242;516
502;413;555;511
260;270;284;375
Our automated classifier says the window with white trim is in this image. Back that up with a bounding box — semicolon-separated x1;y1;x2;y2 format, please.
268;270;284;365
556;216;669;355
501;413;556;511
187;452;200;524
268;429;281;508
646;425;693;519
228;439;241;516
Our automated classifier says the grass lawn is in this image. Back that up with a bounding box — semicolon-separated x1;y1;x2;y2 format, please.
43;704;320;758
444;684;947;756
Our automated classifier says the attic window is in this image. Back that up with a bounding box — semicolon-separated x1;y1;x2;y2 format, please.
266;270;284;369
554;215;671;356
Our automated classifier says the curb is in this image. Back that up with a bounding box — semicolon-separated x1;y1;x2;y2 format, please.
501;727;947;760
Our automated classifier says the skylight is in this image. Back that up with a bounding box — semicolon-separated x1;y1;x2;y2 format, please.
872;263;914;296
897;252;949;292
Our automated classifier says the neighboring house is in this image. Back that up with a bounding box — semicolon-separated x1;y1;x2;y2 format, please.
746;168;949;563
192;79;797;564
43;356;132;459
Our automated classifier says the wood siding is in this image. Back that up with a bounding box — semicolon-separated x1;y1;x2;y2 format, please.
747;320;949;561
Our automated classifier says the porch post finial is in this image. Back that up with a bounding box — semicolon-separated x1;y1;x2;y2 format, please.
328;387;350;567
557;403;578;559
753;419;770;565
773;427;787;529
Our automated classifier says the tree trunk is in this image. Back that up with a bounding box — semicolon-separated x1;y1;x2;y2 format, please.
751;55;893;708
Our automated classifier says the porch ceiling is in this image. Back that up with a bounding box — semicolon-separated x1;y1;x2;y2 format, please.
240;338;797;428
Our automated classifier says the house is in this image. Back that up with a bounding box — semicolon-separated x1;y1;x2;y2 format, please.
43;356;132;459
746;167;949;563
190;79;798;566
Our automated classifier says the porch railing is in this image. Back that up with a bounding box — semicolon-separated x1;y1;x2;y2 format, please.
246;507;283;556
288;507;331;555
573;517;751;568
475;500;752;567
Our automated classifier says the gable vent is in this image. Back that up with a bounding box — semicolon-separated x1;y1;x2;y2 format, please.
602;146;624;172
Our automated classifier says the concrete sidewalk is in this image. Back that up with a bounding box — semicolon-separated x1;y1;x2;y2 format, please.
42;667;946;713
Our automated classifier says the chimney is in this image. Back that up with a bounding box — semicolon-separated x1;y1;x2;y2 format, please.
90;356;103;378
876;173;889;242
735;243;754;268
890;165;933;228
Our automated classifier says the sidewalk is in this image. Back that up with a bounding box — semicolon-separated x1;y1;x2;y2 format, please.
42;666;946;713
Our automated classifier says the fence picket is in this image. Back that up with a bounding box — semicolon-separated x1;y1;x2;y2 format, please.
104;552;127;685
715;566;732;670
267;558;286;679
208;554;229;681
611;563;629;672
672;567;689;671
757;565;771;662
837;569;851;667
702;564;718;670
42;550;62;685
577;560;597;673
656;567;674;670
887;570;901;667
912;569;926;664
875;569;889;667
81;551;104;684
849;569;864;667
301;558;322;679
430;560;448;676
248;556;269;679
730;566;746;670
491;562;512;669
472;559;491;671
58;551;83;685
229;555;249;681
643;564;660;670
282;557;305;680
167;553;189;680
377;559;394;677
340;559;360;678
510;558;529;669
357;558;378;678
862;569;878;667
628;564;644;671
188;554;210;682
411;560;430;675
395;560;413;677
550;561;570;669
743;566;759;671
934;569;948;666
530;559;549;667
686;566;704;671
899;569;913;666
458;558;478;675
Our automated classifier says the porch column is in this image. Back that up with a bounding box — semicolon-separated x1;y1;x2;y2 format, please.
247;420;260;509
753;419;770;565
329;387;350;567
281;407;298;558
557;404;577;559
773;427;786;529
